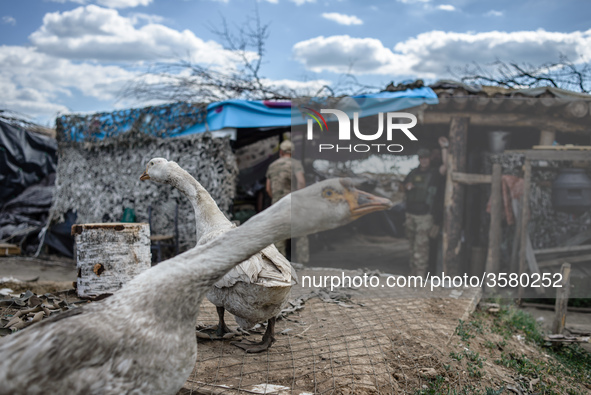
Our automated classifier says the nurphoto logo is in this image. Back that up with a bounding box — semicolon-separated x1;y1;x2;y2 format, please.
303;108;418;153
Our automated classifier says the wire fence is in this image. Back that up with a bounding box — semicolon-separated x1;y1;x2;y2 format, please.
181;269;481;395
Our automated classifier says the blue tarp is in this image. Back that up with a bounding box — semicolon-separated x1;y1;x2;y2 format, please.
57;88;438;141
177;87;438;136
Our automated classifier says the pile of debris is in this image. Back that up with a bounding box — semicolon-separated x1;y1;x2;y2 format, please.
0;289;80;336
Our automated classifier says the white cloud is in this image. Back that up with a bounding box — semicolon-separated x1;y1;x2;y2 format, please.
0;45;136;121
293;29;591;78
437;5;455;11
321;13;363;26
290;0;316;5
29;5;245;64
97;0;152;8
2;16;16;25
46;0;88;4
47;0;151;7
292;35;412;75
129;12;166;25
485;10;504;17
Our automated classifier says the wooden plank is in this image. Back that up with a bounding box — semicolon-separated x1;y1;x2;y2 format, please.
538;253;591;268
485;164;502;279
442;116;469;276
424;111;589;133
532;145;591;150
552;263;571;335
563;230;591;247
544;335;589;344
521;302;591;313
517;160;532;301
525;234;540;275
524;150;591;161
451;172;492;184
510;199;522;274
534;244;591;256
0;243;21;256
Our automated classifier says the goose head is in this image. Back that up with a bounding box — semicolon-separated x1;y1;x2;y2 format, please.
140;157;172;184
289;178;393;238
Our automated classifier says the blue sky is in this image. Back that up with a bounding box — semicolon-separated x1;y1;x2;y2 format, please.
1;0;590;125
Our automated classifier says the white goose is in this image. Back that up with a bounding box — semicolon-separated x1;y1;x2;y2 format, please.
0;177;392;395
140;158;295;352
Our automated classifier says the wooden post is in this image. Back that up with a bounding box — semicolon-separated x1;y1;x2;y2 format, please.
442;116;469;275
485;163;503;279
72;223;151;298
510;198;522;274
539;130;556;146
552;262;571;335
517;160;532;301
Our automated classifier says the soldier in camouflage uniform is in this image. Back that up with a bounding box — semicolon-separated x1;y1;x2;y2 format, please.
403;137;448;276
266;140;309;262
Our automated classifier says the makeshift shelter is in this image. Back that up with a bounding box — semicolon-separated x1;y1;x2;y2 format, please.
0;118;57;254
415;80;591;299
49;88;438;258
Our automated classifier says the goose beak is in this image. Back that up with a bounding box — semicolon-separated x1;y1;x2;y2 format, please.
349;190;393;218
140;169;150;181
340;179;393;219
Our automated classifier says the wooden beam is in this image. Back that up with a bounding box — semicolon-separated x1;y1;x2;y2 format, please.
521;302;591;313
452;95;469;110
535;244;591;256
532;145;591;150
538;253;591;268
524;150;591;161
424;111;589;133
517;160;532;301
524;232;541;275
451;172;492;184
442;116;469;276
0;243;21;256
485;163;503;278
565;100;589;118
471;95;490;111
510;199;522;274
552;263;571;335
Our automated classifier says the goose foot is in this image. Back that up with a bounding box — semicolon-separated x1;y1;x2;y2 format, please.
231;318;276;353
196;307;238;340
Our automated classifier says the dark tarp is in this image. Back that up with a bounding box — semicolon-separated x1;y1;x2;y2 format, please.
0;175;55;253
0;120;57;205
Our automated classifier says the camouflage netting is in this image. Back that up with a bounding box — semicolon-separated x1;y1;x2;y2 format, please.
48;130;237;251
484;152;591;250
56;102;207;142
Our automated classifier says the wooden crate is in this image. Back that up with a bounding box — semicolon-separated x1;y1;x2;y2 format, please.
0;243;21;256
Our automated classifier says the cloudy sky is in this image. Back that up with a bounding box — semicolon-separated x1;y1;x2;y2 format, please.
1;0;590;125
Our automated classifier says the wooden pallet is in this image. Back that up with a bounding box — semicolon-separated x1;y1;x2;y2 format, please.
0;243;21;256
533;145;591;150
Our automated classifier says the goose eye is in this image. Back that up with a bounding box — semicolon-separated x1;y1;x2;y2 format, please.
322;188;335;198
150;161;154;166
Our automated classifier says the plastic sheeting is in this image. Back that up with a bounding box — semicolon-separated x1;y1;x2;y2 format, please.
177;88;439;135
0;175;56;253
0;120;57;205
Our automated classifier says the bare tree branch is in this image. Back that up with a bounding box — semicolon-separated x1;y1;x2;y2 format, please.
455;55;591;93
120;7;291;103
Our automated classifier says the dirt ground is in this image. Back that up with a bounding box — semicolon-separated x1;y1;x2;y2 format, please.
1;256;591;394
